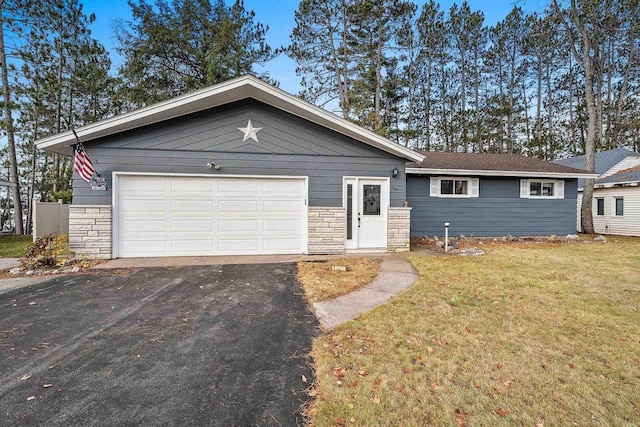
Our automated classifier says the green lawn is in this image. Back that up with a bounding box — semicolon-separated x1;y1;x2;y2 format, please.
0;234;32;258
309;238;640;426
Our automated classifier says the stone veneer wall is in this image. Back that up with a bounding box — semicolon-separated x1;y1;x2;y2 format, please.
69;205;112;259
387;207;411;252
307;207;345;255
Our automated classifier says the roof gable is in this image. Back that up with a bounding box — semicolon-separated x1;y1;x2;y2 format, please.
596;164;640;185
554;148;640;174
83;99;397;159
34;75;423;162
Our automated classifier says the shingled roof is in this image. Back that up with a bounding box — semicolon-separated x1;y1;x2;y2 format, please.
596;164;640;185
554;148;640;174
554;148;640;187
407;151;593;178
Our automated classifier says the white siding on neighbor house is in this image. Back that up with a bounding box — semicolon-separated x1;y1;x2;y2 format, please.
577;186;640;236
600;157;640;179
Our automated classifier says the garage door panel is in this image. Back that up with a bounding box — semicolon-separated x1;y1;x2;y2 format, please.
218;219;258;232
122;220;166;233
117;175;306;258
218;239;258;252
218;200;258;213
121;177;166;193
171;178;214;193
171;240;213;252
263;238;302;251
121;199;166;213
121;240;167;254
263;219;301;232
264;200;301;212
172;200;213;213
218;179;258;193
263;180;304;194
171;220;213;232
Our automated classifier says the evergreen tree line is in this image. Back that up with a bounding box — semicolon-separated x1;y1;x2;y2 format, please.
0;0;638;234
289;0;639;158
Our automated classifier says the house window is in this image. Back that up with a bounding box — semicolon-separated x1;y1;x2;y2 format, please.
432;177;477;197
596;198;604;216
529;181;554;197
521;179;564;199
440;179;468;195
615;197;624;216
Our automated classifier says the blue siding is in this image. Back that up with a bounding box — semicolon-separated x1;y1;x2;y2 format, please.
73;99;406;207
408;175;578;237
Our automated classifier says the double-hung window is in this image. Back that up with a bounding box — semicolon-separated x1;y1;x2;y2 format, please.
520;180;565;199
430;177;479;198
614;197;624;216
596;198;604;216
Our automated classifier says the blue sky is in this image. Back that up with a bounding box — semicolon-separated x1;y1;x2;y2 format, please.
82;0;543;95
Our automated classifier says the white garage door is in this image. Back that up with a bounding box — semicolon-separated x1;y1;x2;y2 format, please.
116;175;306;258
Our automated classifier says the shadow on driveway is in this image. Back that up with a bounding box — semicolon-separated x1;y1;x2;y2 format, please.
0;263;319;426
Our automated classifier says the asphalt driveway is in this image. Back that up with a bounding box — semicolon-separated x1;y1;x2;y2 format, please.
0;263;319;426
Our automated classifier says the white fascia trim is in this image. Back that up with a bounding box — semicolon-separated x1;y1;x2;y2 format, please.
36;75;424;163
595;180;640;188
406;167;598;179
111;171;309;180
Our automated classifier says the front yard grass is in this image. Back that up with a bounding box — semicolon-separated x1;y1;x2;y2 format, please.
309;239;640;426
0;234;32;258
297;258;379;303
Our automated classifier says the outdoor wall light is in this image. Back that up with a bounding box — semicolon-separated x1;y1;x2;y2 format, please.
207;162;221;170
392;167;399;178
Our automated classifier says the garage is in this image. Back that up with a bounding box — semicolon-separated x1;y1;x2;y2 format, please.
114;174;307;258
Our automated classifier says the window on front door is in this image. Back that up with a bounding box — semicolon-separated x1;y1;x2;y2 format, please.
362;185;381;215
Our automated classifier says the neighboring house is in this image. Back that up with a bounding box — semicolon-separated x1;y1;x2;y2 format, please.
555;149;640;236
406;152;594;238
34;76;594;259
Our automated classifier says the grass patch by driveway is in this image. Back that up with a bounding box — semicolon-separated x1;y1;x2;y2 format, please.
297;258;379;303
309;239;640;426
0;234;32;257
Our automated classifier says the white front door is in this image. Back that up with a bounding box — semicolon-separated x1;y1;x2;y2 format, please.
344;178;389;250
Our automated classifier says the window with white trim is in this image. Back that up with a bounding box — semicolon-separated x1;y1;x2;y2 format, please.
614;197;624;216
596;198;604;216
430;177;479;198
520;179;565;199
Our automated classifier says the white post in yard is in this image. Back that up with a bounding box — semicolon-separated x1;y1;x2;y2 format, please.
444;222;450;252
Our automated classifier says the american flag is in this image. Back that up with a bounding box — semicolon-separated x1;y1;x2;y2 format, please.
73;143;95;182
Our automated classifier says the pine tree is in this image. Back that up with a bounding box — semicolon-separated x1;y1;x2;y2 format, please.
117;0;275;107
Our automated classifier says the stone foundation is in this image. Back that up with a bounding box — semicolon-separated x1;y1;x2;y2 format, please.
307;207;345;254
69;205;112;259
387;207;411;252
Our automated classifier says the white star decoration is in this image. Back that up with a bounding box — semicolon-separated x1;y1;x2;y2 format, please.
237;119;262;143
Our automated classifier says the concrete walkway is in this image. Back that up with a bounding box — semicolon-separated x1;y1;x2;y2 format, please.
313;256;419;330
0;258;20;270
0;276;52;295
95;252;393;269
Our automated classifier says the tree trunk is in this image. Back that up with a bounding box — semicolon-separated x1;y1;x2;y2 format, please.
579;34;597;234
0;6;24;234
